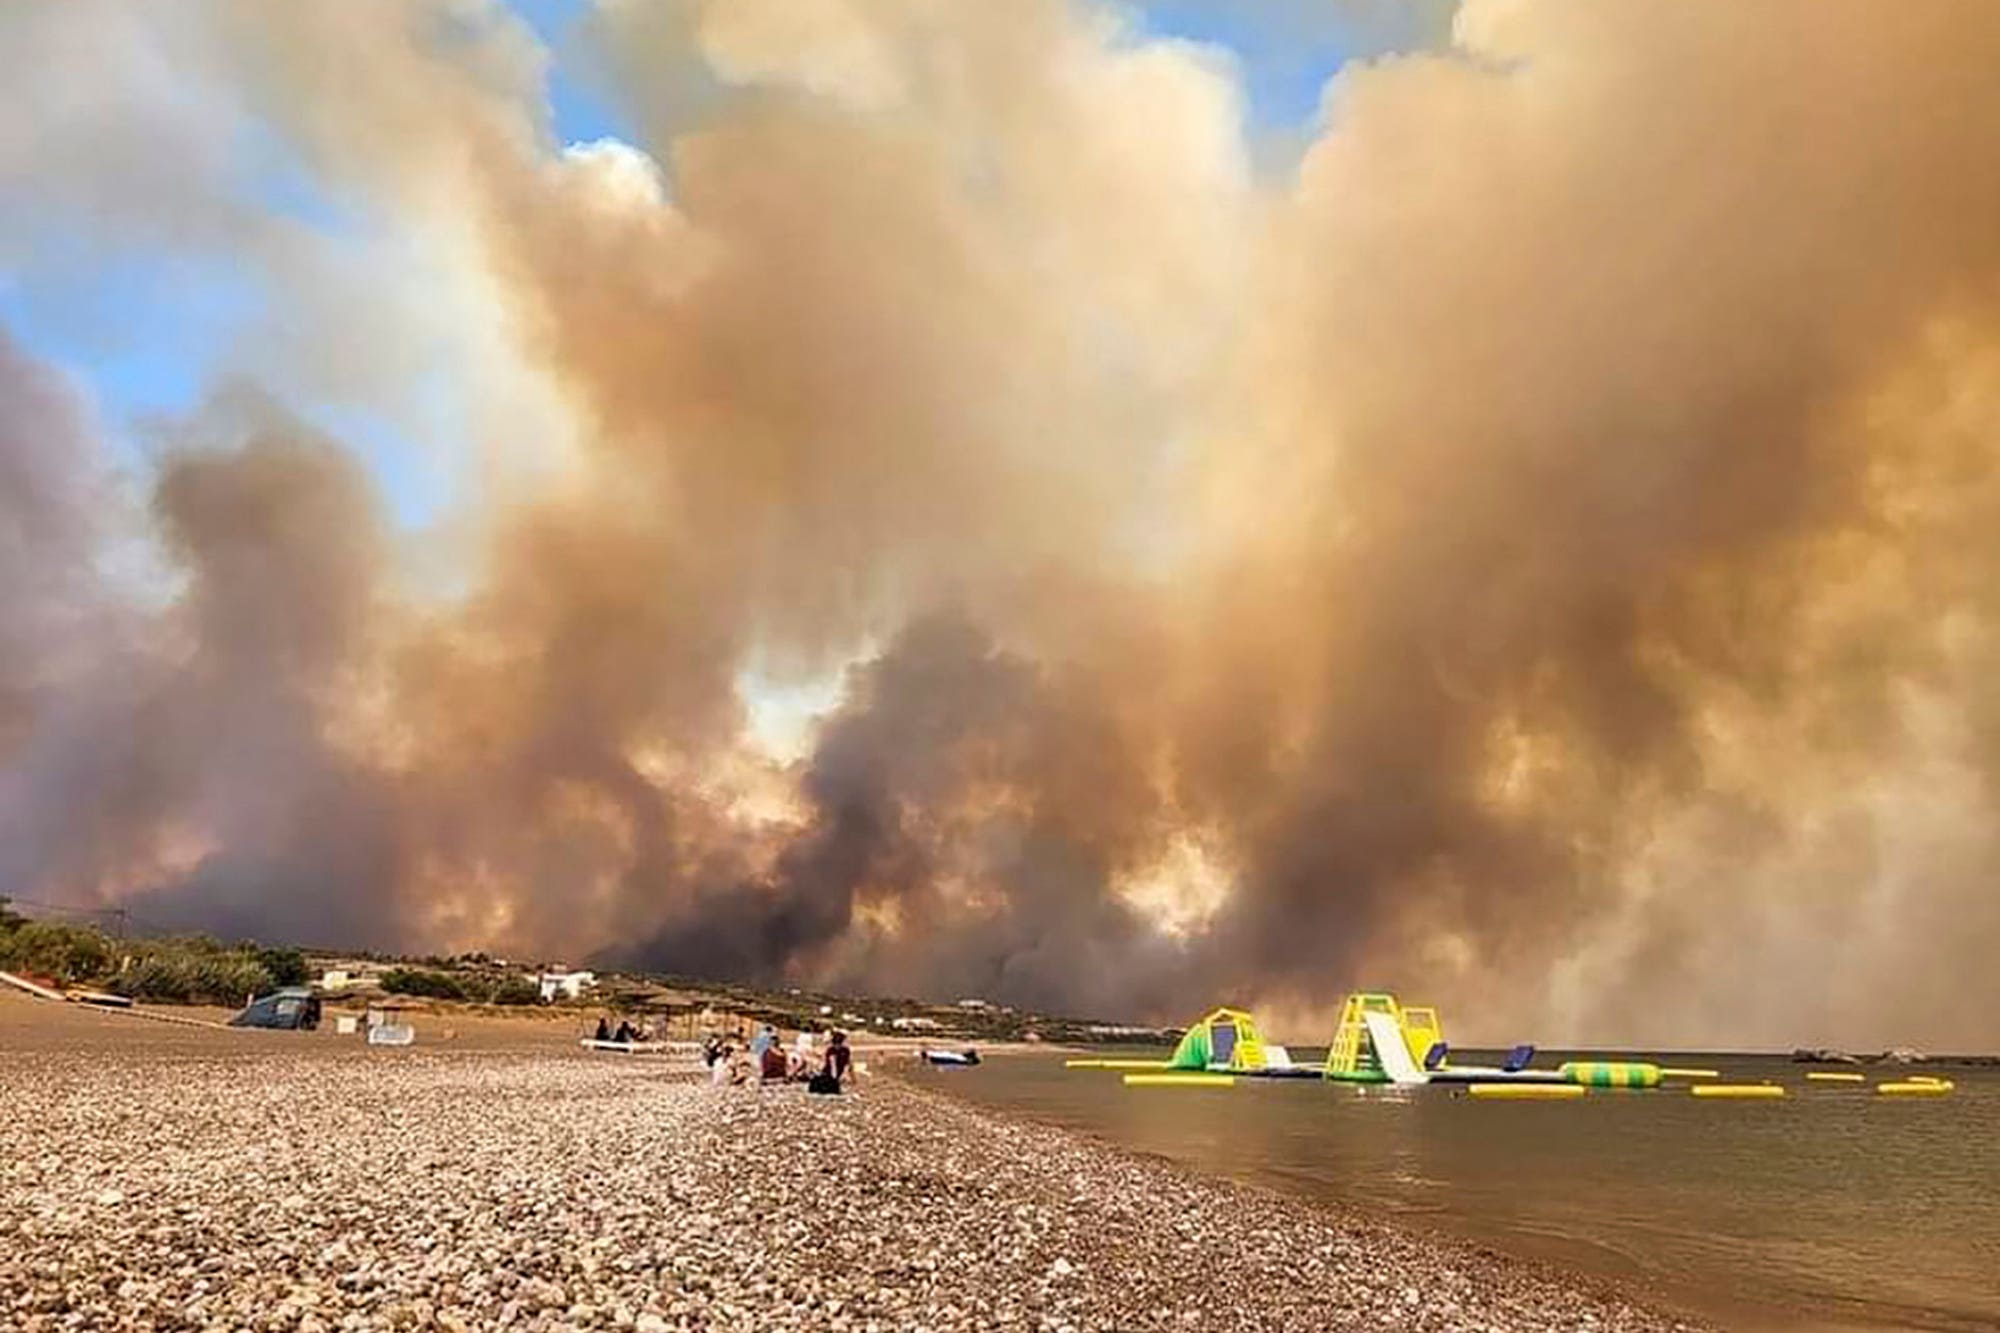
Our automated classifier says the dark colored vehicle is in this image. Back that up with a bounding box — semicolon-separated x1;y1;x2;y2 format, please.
230;987;321;1030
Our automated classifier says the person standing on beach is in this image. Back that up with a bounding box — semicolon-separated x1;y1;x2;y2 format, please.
750;1024;775;1065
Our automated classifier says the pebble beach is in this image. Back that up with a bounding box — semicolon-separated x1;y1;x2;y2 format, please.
1;999;1706;1332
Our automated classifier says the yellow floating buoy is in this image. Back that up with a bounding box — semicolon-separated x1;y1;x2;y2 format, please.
1123;1072;1235;1087
1468;1083;1586;1099
1805;1071;1867;1083
1560;1061;1662;1088
1878;1081;1952;1096
1660;1067;1720;1079
1691;1084;1786;1099
1908;1075;1950;1086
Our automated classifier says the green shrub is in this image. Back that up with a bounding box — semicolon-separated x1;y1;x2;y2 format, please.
109;952;198;1002
0;921;115;982
0;911;533;1013
108;939;274;1004
485;974;542;1006
192;953;276;1004
381;967;467;1000
254;945;309;987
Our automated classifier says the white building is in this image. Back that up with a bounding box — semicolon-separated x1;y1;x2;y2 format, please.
891;1016;939;1030
537;969;597;1002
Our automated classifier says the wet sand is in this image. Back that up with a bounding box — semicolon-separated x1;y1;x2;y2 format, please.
0;996;1706;1330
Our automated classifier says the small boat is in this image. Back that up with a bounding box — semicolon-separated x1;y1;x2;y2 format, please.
65;988;135;1010
919;1047;981;1067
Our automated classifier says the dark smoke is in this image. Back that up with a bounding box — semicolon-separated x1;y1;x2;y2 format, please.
625;614;1186;1016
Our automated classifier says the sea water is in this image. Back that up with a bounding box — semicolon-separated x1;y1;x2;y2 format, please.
924;1052;2000;1330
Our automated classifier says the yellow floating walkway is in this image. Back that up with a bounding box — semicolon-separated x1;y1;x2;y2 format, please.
1660;1067;1719;1079
1878;1080;1953;1096
1066;1058;1171;1070
1691;1084;1785;1099
1469;1083;1585;1100
1123;1072;1235;1088
1805;1071;1867;1083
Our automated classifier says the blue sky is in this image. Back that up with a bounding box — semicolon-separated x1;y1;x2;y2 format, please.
507;0;1450;145
4;0;1444;528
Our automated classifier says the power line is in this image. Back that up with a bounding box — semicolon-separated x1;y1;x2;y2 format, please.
5;896;155;940
3;895;125;919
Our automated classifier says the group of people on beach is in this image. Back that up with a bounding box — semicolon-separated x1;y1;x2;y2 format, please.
702;1024;854;1095
591;1016;642;1044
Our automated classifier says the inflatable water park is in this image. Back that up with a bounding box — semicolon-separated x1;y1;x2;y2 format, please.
1065;993;1957;1099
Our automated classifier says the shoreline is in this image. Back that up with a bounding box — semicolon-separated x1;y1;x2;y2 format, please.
868;1071;1711;1331
905;1072;1819;1333
2;995;1708;1331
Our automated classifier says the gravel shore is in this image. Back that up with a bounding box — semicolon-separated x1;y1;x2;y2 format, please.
1;1009;1707;1331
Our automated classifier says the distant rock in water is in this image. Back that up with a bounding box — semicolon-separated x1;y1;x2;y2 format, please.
1798;1045;2000;1066
1792;1048;1863;1064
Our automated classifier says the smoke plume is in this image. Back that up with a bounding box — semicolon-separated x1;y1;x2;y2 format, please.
7;0;2000;1047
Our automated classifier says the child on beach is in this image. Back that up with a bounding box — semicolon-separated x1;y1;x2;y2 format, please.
710;1046;752;1086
